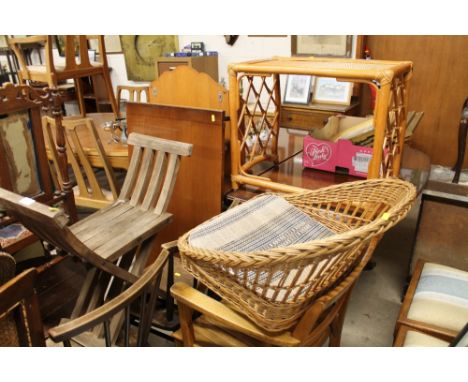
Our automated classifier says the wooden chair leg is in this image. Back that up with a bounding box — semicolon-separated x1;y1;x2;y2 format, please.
101;69;119;119
178;302;195;347
329;289;353;347
74;78;86;117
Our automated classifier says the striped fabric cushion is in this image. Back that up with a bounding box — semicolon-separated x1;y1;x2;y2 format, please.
408;263;468;331
188;194;334;252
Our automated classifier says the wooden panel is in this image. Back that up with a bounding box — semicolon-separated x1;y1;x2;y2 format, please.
126;102;225;259
366;35;468;167
149;65;229;141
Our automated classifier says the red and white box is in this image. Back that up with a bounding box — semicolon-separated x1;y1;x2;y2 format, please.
303;136;373;178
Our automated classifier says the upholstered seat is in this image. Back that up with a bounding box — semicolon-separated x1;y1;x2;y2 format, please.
407;262;468;332
401;329;450;347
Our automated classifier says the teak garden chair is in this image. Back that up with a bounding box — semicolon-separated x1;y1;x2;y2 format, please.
172;178;416;346
42;115;120;209
0;132;192;345
0;249;172;346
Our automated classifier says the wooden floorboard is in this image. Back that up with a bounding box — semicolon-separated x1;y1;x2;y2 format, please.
35;256;87;331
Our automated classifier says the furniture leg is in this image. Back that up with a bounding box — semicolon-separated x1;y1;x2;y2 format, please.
74;78;86;117
101;69;120;119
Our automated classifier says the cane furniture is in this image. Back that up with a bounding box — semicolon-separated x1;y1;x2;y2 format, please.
43;116;120;209
0;132;192;345
228;56;413;192
8;35;119;118
173;178;416;345
0;83;77;254
394;259;468;347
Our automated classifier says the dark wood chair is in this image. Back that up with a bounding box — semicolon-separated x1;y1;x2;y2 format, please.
0;132;192;345
8;35;119;118
0;252;45;346
0;249;172;346
0;83;77;254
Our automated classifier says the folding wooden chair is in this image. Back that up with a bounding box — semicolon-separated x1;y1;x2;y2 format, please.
0;132;192;345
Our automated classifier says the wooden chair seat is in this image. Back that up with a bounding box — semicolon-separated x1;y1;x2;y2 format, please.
71;205;172;262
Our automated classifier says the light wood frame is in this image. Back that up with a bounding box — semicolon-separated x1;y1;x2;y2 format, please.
312;77;353;106
228;56;413;192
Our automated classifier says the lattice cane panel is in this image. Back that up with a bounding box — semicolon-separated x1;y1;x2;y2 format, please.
237;74;281;172
381;75;408;177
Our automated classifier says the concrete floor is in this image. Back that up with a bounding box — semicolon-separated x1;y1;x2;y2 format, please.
341;201;419;346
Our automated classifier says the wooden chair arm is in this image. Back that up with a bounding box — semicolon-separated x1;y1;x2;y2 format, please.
8;36;47;45
171;282;300;346
396;318;459;343
48;249;169;343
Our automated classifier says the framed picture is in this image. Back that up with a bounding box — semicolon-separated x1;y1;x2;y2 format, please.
283;75;313;105
292;35;353;58
312;77;353;105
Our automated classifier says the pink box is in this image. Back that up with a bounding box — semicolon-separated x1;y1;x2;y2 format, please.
303;136;373;178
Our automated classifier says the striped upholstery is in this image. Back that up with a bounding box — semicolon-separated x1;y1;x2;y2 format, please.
403;330;449;347
189;194;334;252
408;263;468;331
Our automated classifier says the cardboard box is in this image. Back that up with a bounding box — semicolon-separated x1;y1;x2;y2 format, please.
303;135;373;178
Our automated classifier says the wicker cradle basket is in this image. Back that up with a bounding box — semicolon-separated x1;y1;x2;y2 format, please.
178;178;416;332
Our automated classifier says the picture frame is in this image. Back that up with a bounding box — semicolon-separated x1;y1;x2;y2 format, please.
312;77;353;105
283;75;313;105
291;35;353;58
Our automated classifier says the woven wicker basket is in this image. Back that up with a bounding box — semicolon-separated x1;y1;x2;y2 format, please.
178;178;416;332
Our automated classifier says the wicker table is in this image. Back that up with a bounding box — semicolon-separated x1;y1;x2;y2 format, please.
228;56;413;193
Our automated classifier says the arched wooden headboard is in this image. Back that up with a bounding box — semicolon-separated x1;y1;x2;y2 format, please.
148;65;230;140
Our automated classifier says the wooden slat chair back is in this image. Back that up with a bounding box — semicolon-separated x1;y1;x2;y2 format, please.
117;85;150;113
42;115;119;209
0;132;192;345
8;35;119;118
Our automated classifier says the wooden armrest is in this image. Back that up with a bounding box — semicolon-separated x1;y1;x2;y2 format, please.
8;36;47;45
171;282;300;346
48;250;169;343
397;318;459;343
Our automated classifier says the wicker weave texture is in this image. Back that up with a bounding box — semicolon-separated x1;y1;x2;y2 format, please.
178;178;416;332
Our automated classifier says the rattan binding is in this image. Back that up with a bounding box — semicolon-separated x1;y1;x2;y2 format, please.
178;178;416;332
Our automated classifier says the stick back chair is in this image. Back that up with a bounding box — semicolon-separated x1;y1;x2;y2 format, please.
8;35;119;118
0;132;192;344
42;115;119;209
117;85;149;116
173;178;416;346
